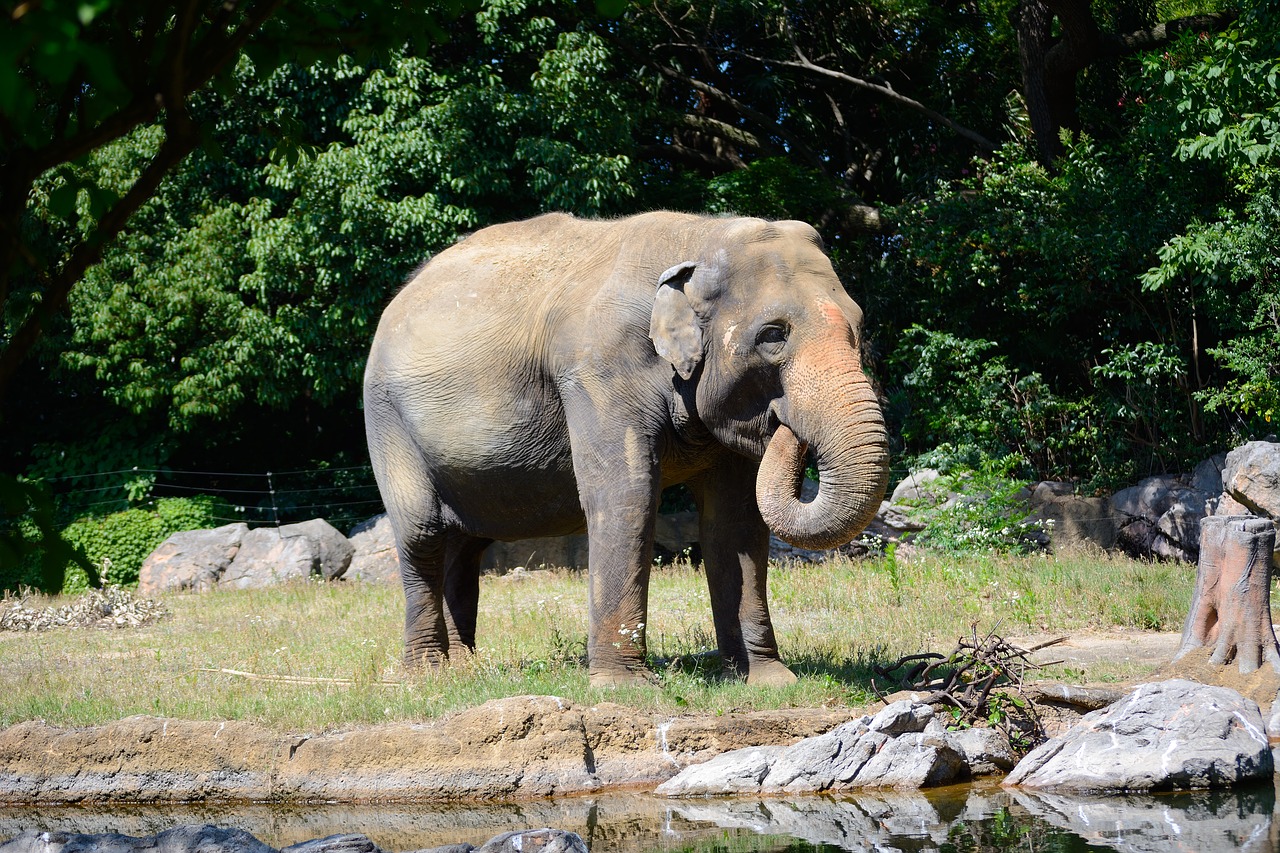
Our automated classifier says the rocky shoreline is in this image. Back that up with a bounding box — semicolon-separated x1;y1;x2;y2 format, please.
0;698;857;804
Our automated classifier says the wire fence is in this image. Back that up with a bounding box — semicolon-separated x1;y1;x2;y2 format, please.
40;465;387;535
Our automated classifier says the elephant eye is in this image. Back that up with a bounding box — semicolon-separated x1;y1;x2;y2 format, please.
756;324;789;352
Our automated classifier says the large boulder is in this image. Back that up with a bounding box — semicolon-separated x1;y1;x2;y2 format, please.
284;519;354;581
1004;679;1273;792
1026;483;1116;553
1110;475;1212;562
1222;440;1280;520
220;519;351;590
346;514;399;583
656;700;970;795
137;523;247;595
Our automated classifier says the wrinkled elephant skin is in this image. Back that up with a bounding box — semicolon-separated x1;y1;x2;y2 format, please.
364;212;889;686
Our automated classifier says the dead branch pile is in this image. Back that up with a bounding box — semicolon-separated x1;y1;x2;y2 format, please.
0;587;168;631
872;624;1065;750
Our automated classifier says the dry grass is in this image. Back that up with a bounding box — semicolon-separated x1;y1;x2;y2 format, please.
0;550;1197;731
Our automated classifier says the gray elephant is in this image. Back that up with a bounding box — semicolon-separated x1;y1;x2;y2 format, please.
364;211;889;686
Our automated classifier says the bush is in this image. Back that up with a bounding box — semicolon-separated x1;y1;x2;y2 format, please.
53;495;232;593
903;455;1043;556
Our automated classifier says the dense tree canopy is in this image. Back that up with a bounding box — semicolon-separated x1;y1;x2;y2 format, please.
3;0;1275;558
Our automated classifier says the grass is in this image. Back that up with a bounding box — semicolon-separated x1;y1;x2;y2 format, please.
0;550;1198;731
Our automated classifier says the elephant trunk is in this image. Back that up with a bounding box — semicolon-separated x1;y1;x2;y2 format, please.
755;356;890;551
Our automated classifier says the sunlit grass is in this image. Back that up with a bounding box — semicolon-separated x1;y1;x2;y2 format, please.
0;550;1197;731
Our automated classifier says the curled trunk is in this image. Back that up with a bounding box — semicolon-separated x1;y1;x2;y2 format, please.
756;379;890;551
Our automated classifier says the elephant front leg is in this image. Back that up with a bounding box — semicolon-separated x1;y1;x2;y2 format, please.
565;409;662;686
691;463;798;686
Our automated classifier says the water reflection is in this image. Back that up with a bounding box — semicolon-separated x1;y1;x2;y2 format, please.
0;781;1275;852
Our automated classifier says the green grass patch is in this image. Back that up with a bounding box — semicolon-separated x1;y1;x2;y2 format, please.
0;551;1196;731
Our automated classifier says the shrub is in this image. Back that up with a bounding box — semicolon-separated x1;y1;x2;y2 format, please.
57;495;232;593
904;455;1044;556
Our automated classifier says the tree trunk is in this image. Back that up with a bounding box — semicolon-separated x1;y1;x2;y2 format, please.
1176;515;1280;675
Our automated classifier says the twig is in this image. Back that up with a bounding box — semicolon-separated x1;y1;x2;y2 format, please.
191;667;402;687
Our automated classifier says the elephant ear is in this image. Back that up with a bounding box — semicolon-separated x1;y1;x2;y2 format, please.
649;261;703;381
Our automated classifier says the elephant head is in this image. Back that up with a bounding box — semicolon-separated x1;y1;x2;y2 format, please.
649;219;890;549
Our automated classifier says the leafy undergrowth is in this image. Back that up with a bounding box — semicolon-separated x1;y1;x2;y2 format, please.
0;551;1195;731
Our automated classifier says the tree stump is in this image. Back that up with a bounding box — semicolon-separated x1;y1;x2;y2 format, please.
1175;515;1280;674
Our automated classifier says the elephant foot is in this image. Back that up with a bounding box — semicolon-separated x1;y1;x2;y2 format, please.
744;658;799;687
589;666;660;688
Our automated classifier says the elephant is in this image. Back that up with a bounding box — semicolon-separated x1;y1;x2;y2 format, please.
363;211;890;686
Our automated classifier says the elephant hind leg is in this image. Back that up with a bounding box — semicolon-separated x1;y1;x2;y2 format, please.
365;400;452;668
400;532;450;668
444;534;493;652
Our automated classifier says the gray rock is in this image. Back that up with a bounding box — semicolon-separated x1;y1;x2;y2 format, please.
759;721;884;792
221;526;317;589
1223;440;1280;519
949;727;1018;776
0;825;275;853
891;469;943;505
1192;452;1228;496
474;830;587;853
1004;679;1273;792
281;519;354;581
869;700;933;735
850;732;967;788
658;702;967;795
654;745;786;795
1030;493;1116;553
347;514;399;583
1111;475;1211;562
137;523;247;595
281;835;382;853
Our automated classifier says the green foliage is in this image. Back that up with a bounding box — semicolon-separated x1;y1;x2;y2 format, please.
48;496;232;594
1137;8;1280;436
0;476;98;593
894;327;1103;482
904;456;1042;556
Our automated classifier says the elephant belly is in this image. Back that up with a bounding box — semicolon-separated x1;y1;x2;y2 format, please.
402;379;586;541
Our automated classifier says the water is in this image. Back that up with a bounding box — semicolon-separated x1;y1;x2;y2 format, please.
1;780;1276;852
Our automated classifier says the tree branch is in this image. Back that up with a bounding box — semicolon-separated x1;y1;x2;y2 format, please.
732;46;999;154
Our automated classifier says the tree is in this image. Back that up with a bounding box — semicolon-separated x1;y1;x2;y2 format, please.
0;0;468;404
1011;0;1237;165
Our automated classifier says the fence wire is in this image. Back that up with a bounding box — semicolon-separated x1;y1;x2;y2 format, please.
40;465;387;535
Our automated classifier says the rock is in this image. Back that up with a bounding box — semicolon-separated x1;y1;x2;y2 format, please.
220;520;350;589
657;702;968;795
949;727;1018;776
281;835;382;853
136;523;247;595
653;745;787;795
1223;440;1280;519
890;469;943;505
868;700;933;735
220;526;315;589
1004;679;1273;792
282;519;354;581
758;721;882;792
1192;452;1228;495
474;830;587;853
347;514;399;583
0;825;274;853
1111;475;1211;562
850;731;967;788
1029;492;1116;553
